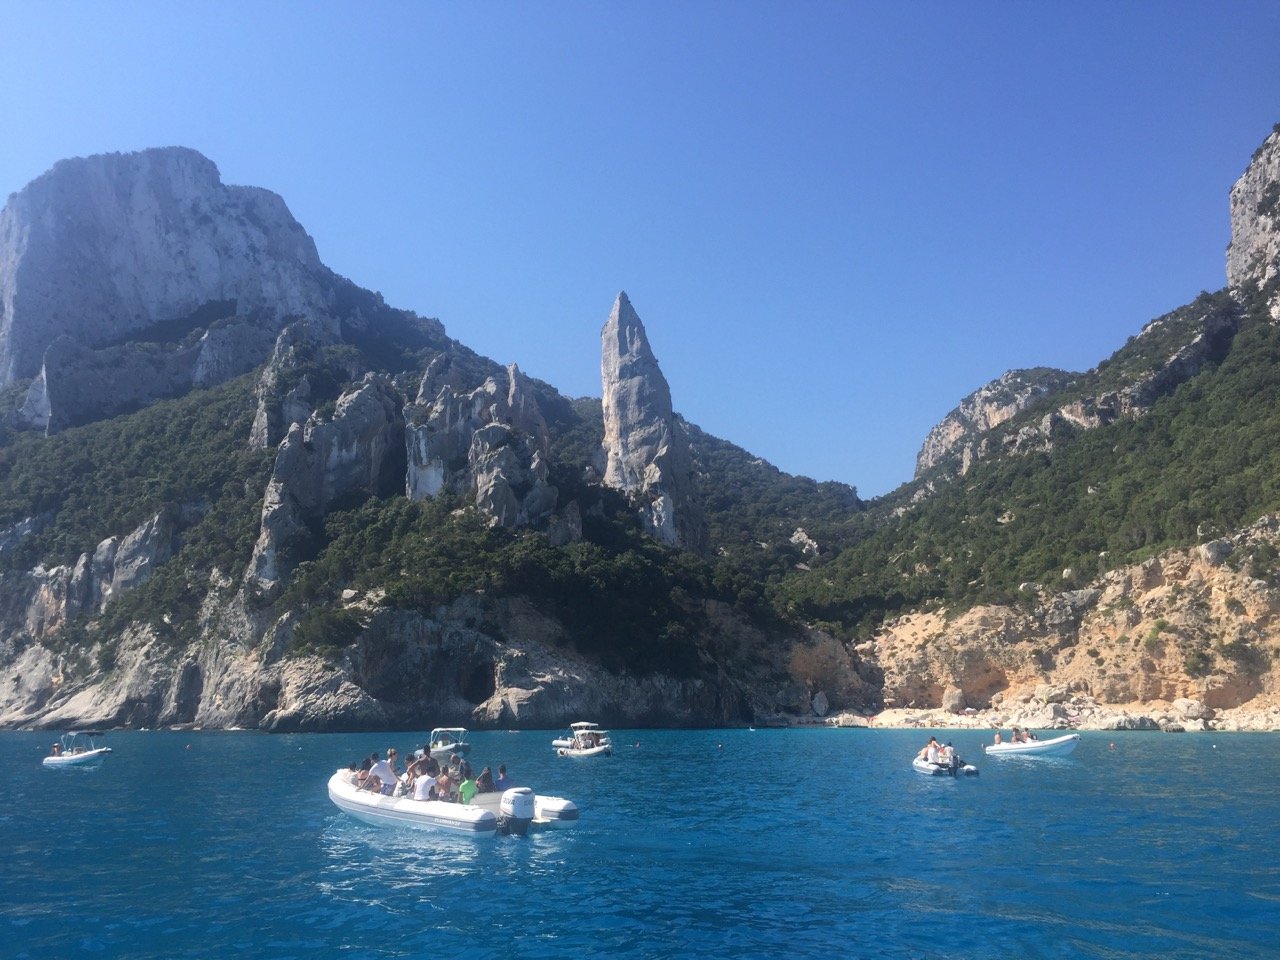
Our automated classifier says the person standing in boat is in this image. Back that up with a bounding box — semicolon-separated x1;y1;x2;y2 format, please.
916;736;940;762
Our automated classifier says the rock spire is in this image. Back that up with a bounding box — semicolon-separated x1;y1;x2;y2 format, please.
599;292;707;554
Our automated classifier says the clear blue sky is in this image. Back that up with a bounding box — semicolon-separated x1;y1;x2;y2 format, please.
2;3;1278;497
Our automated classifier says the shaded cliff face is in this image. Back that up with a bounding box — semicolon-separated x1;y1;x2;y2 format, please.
1228;126;1280;318
599;292;708;554
0;147;331;386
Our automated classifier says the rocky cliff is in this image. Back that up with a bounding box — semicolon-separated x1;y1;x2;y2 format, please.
0;147;332;386
917;290;1240;480
5;126;1280;734
1228;125;1280;319
851;515;1280;731
599;292;708;554
914;368;1075;477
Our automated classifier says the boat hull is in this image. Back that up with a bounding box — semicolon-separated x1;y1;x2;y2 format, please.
42;747;111;767
556;744;612;758
912;757;978;776
328;772;498;834
984;734;1081;757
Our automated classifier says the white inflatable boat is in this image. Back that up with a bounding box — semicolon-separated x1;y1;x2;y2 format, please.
984;733;1081;757
328;770;577;836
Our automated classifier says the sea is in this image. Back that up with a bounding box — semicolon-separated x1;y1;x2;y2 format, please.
2;727;1278;960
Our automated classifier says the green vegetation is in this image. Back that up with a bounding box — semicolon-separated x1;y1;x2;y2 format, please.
774;287;1280;634
0;375;270;571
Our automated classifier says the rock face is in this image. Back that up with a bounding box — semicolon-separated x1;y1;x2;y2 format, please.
1228;126;1280;319
0;511;179;644
917;295;1239;480
915;368;1075;477
405;362;559;528
0;147;332;387
599;292;708;553
864;514;1280;721
246;375;405;595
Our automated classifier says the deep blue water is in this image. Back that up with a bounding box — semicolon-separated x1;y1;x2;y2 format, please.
3;727;1279;959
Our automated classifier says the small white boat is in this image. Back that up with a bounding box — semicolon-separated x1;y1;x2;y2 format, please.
328;771;577;836
912;757;979;777
551;721;610;749
424;727;471;761
42;731;112;768
984;733;1081;757
554;722;612;757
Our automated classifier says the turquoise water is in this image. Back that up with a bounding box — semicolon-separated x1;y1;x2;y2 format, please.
2;727;1278;959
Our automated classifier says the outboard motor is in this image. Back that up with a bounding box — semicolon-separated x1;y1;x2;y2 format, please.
499;787;535;836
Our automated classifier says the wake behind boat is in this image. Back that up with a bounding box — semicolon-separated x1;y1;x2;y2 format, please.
985;733;1081;757
43;732;112;768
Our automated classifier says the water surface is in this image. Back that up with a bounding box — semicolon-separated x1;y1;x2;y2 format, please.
3;727;1277;958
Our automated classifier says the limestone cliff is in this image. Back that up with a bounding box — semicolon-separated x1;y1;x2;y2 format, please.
917;293;1239;480
405;362;560;530
1228;125;1280;319
914;368;1075;478
0;147;333;387
246;375;405;596
599;292;708;554
857;515;1280;727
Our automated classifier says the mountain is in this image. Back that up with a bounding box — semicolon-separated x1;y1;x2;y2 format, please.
1;125;1279;732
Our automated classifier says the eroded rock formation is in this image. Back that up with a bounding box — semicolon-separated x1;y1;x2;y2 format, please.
405;362;559;529
915;368;1074;477
1228;125;1280;319
599;292;708;553
246;375;405;595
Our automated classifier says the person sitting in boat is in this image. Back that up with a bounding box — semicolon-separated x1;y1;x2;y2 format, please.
364;751;399;795
435;771;454;802
458;772;479;804
475;767;496;793
494;764;512;790
446;753;463;785
412;769;435;801
355;756;373;786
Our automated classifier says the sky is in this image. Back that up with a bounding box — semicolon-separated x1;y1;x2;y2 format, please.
1;3;1278;498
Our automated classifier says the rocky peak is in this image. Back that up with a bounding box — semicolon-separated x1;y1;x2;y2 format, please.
245;374;405;596
405;362;558;530
0;146;332;387
915;368;1075;478
1227;125;1280;319
599;292;708;554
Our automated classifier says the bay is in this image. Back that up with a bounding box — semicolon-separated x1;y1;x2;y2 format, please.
3;727;1278;959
